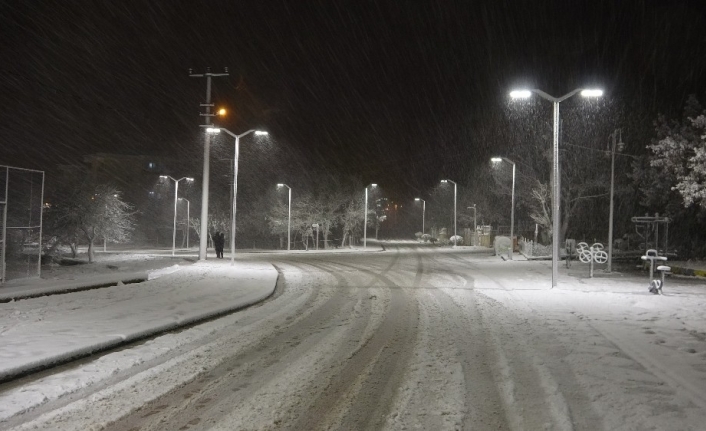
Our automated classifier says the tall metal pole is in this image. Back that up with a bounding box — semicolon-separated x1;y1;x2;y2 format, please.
422;200;425;234
191;68;229;261
364;187;368;248
453;182;457;246
510;162;516;260
552;100;560;286
230;136;239;263
172;180;179;257
199;75;212;260
38;170;45;278
607;130;617;272
287;186;292;251
1;168;8;284
185;199;190;249
473;204;478;245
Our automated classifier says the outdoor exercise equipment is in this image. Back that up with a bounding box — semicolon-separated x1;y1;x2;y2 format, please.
641;249;669;295
577;242;608;278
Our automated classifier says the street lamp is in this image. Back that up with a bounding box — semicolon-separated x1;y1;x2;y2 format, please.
160;175;194;257
277;184;292;251
364;183;377;248
206;127;268;263
440;179;458;246
414;198;426;234
510;87;603;286
491;157;516;260
467;205;477;245
178;197;190;249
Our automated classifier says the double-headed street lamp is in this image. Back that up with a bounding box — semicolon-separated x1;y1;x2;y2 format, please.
510;88;603;286
491;157;516;260
160;175;194;257
206;127;268;263
178;197;190;249
363;183;377;248
440;179;458;246
277;184;292;251
414;198;426;234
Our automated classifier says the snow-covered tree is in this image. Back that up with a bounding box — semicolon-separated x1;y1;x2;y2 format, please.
48;184;135;263
639;95;706;209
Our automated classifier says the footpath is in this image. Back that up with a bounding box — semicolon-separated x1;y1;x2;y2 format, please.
0;260;278;382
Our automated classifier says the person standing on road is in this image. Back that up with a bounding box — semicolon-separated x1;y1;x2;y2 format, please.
218;232;225;258
213;231;224;259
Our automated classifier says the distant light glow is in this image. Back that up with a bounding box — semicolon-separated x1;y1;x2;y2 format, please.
218;108;226;116
159;175;168;179
255;131;268;135
491;157;502;163
415;198;420;201
510;90;532;99
206;128;220;134
371;183;377;187
277;183;284;187
440;179;448;183
186;177;194;182
580;89;603;97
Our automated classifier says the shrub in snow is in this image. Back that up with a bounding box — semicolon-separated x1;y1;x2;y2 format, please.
415;232;423;240
449;235;463;244
421;234;432;242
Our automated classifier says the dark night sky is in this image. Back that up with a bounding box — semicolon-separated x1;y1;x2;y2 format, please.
1;0;705;199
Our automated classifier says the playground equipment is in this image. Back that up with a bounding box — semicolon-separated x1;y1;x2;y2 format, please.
641;249;670;295
631;214;670;256
577;242;608;278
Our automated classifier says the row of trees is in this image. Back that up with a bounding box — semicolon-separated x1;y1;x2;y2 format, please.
38;94;706;260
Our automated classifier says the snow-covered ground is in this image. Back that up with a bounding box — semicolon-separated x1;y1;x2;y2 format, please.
0;254;278;424
1;245;705;430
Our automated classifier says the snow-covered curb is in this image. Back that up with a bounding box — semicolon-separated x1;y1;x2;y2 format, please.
0;262;278;382
0;272;149;303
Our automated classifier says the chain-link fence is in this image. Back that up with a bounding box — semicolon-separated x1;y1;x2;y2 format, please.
1;165;45;284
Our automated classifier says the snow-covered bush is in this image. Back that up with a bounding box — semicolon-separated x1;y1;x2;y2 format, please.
449;235;463;245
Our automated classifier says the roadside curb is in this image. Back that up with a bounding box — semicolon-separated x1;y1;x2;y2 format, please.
0;273;149;303
0;267;278;383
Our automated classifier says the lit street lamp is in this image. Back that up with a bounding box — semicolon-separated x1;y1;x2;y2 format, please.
491;157;516;260
206;127;268;263
178;197;190;249
160;175;194;257
364;183;377;248
277;184;292;251
414;198;426;234
440;179;458;246
510;88;603;286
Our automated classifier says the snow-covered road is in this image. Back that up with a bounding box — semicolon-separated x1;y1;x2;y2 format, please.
2;243;706;430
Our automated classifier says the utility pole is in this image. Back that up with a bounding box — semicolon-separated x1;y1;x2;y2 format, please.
190;67;229;260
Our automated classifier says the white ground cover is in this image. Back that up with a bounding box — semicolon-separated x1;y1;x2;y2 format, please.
1;248;704;430
0;258;277;423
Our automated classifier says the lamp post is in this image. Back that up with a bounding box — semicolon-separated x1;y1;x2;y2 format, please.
467;205;477;245
277;184;292;251
414;198;426;234
206;127;268;263
491;157;516;260
363;183;377;248
160;175;194;257
441;179;457;246
179;197;190;249
510;88;603;286
606;129;624;272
